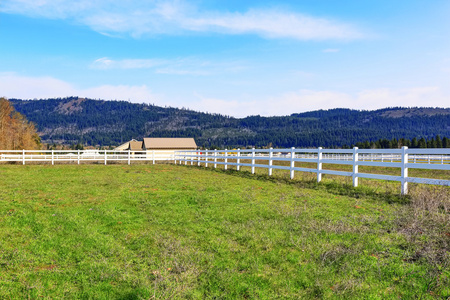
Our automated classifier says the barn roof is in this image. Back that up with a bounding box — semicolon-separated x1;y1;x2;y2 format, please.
114;139;138;151
129;141;144;151
143;138;197;149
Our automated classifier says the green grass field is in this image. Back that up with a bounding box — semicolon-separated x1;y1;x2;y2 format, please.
0;163;449;299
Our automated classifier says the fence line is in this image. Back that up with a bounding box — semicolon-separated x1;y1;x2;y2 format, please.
174;147;450;195
2;147;449;195
0;150;176;165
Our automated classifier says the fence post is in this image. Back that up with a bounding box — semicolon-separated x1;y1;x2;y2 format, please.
268;147;273;176
401;146;409;195
153;150;155;165
78;150;80;165
251;148;255;174
128;150;131;165
224;149;228;170
290;147;295;179
198;150;201;166
317;147;323;182
214;150;217;168
205;149;208;168
52;150;54;165
104;150;107;165
352;147;359;187
237;148;241;171
22;149;25;165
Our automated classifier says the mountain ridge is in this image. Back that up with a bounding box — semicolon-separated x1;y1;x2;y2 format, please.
9;97;450;148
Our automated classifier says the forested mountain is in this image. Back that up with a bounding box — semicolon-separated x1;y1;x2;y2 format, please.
9;97;450;148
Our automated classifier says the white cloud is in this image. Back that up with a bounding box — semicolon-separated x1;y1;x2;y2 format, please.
0;72;76;99
322;48;340;53
90;57;246;76
0;0;364;40
189;90;352;117
155;68;210;76
355;87;445;108
0;73;160;104
2;73;447;118
188;87;450;117
82;84;159;103
183;9;362;40
91;57;166;70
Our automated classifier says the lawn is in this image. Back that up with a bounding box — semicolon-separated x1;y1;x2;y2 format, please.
0;163;449;299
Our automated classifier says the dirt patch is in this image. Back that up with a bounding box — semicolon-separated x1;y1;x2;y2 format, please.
54;98;85;115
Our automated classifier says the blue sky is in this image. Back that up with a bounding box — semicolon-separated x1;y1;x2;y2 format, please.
1;0;449;117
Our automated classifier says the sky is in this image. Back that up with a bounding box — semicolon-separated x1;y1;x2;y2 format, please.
0;0;449;117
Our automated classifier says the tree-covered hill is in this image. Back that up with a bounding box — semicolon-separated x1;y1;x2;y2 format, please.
9;97;450;148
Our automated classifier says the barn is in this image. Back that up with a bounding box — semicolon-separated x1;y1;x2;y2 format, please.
114;138;197;161
142;138;197;150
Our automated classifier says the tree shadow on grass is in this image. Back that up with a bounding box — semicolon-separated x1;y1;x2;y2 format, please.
184;165;409;205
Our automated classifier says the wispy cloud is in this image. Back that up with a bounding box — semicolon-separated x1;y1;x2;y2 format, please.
4;73;445;118
0;72;160;104
155;68;210;76
322;48;340;53
1;0;364;40
91;58;166;70
183;9;362;40
188;87;449;117
90;57;246;76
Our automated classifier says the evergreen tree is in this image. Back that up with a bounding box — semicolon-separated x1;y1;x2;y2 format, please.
418;137;427;148
443;137;449;148
435;135;443;148
427;137;436;148
391;138;399;148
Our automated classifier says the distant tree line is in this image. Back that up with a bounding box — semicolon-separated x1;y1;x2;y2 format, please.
9;98;450;149
0;98;41;150
344;135;449;149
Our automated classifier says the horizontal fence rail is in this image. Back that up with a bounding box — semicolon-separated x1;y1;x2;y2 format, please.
2;147;449;195
0;150;177;165
174;147;450;195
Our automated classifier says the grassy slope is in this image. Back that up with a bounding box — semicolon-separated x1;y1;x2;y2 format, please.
0;164;449;299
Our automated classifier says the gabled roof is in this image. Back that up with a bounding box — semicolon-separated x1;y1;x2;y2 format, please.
129;140;144;151
114;139;140;151
143;138;197;149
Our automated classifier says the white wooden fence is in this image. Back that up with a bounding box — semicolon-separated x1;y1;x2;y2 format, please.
2;147;449;195
174;147;450;195
0;150;176;165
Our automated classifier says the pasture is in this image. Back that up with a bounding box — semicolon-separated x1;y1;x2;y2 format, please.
0;163;449;299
